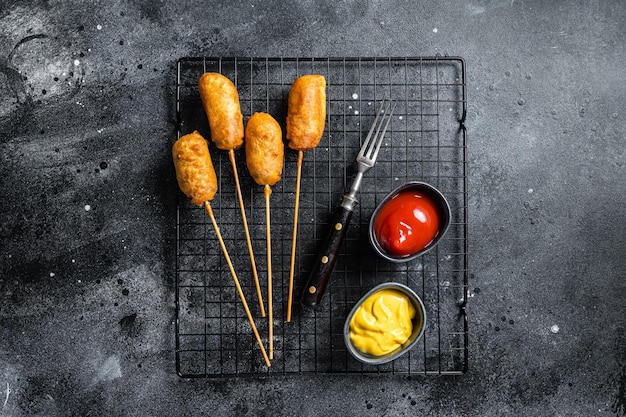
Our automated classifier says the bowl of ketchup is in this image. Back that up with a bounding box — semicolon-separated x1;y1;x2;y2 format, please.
369;182;451;263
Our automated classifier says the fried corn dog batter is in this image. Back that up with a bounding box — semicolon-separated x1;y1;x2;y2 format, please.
286;74;326;151
172;130;217;206
245;112;284;186
198;72;244;150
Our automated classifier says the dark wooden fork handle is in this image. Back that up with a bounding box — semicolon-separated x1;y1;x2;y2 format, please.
300;206;353;309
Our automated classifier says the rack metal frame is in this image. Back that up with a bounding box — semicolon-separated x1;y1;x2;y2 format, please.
175;57;468;377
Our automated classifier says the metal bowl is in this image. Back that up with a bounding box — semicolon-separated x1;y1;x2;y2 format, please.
369;181;451;263
343;282;426;365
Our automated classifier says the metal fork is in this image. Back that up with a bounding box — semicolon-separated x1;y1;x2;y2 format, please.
301;99;397;308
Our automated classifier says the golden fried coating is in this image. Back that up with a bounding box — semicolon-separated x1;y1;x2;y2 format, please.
172;130;218;206
198;72;244;151
245;112;284;186
286;74;326;151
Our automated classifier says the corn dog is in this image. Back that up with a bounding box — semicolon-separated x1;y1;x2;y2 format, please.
245;112;284;359
172;130;218;206
199;72;266;316
198;72;244;150
172;130;271;367
286;74;326;151
285;74;327;322
245;112;284;186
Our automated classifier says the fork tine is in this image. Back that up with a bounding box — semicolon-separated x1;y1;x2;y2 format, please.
361;98;387;153
366;99;396;161
360;99;389;158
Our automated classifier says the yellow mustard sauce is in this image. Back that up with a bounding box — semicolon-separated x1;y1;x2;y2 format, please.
349;289;416;356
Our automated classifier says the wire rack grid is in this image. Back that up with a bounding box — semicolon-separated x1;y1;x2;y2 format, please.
175;57;468;377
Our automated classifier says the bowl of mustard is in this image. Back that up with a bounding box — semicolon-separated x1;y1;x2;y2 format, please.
344;282;426;365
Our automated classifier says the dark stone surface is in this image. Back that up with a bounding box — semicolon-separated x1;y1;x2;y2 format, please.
1;1;625;415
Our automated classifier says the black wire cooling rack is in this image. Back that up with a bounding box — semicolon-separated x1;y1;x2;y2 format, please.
175;57;468;377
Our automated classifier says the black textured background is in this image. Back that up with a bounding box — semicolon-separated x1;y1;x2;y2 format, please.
0;1;624;415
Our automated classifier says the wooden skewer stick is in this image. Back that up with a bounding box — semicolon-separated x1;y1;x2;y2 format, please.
286;150;303;322
264;184;274;359
228;149;266;317
205;201;271;367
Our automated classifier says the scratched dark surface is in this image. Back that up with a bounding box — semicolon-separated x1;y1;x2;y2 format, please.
0;1;625;416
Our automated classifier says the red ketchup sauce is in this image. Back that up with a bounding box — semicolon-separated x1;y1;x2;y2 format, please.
373;190;440;257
